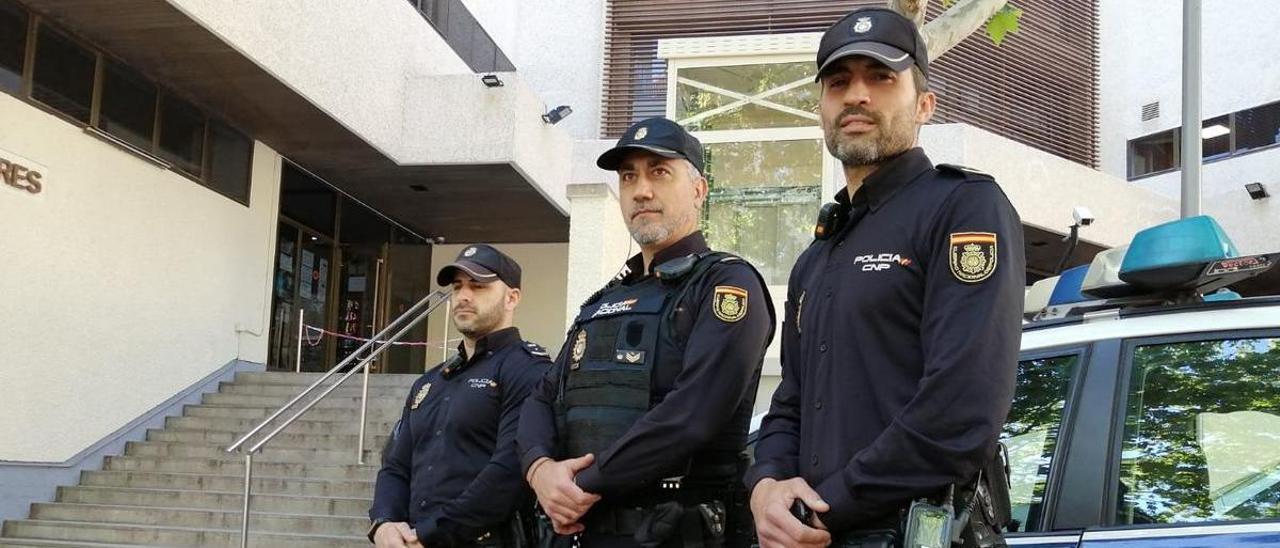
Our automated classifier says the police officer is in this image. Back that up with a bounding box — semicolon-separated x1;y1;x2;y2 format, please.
518;118;775;547
746;7;1024;548
370;245;550;547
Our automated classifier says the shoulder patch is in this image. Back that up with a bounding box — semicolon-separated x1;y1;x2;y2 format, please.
712;285;749;323
522;341;549;358
937;163;994;182
949;232;998;283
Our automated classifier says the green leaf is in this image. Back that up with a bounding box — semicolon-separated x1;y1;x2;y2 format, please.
941;0;957;8
986;5;1023;46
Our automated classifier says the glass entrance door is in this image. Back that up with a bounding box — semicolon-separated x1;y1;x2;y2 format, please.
269;220;335;372
336;243;386;370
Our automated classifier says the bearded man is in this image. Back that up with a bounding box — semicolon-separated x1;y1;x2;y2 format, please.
746;7;1025;548
370;244;550;548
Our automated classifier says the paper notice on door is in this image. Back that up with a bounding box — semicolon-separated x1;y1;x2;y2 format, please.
300;250;315;297
317;259;329;297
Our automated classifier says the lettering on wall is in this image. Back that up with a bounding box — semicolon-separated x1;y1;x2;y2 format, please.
0;153;44;194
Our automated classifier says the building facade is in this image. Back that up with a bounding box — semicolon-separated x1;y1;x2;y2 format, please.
1099;0;1280;254
3;0;1227;530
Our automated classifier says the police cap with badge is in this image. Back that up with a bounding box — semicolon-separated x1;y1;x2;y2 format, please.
596;117;706;175
812;7;933;241
436;244;522;288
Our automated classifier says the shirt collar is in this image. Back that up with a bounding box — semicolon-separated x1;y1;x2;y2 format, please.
619;231;710;283
457;326;522;363
835;147;934;212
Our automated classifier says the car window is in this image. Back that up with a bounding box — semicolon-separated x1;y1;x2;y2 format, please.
1002;353;1080;531
1116;337;1280;524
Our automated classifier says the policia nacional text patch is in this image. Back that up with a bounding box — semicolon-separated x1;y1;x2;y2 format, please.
949;232;998;283
713;286;749;322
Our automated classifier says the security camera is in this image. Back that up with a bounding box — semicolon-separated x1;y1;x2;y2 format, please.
1072;206;1095;227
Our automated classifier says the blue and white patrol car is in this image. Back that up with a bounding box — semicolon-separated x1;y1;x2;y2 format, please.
1005;215;1279;547
750;215;1280;547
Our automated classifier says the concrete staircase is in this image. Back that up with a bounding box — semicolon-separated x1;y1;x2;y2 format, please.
0;371;420;547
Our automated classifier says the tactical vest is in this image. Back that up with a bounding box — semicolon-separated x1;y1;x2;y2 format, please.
554;252;769;489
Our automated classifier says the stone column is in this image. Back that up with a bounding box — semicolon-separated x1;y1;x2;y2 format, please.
564;183;634;329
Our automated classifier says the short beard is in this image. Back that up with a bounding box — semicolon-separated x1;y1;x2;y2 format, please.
452;302;502;340
824;106;917;167
628;207;693;245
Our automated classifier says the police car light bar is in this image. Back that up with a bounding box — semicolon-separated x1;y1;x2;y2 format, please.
1119;216;1239;289
1025;216;1278;322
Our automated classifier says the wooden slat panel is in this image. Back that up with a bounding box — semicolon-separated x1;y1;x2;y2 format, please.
601;0;1098;167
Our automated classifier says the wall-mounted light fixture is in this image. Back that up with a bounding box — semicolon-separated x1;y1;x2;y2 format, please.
541;105;573;125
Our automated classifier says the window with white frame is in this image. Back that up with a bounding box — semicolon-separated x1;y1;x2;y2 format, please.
667;54;836;285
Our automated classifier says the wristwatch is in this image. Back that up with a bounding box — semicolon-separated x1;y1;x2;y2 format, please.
367;518;391;543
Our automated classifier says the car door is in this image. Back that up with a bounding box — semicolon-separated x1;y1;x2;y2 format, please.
1075;329;1280;546
1001;346;1093;547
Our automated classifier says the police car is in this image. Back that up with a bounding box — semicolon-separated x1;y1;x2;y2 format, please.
755;215;1280;547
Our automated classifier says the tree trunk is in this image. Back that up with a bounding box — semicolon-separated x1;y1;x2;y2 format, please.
887;0;1010;60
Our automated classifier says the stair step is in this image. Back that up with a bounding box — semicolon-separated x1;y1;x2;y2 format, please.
0;538;177;548
104;456;379;480
233;372;419;388
124;441;379;465
28;502;365;536
0;371;418;547
1;519;366;547
147;429;389;451
183;404;400;422
219;382;412;398
56;486;371;516
80;470;375;498
164;415;398;436
201;392;405;411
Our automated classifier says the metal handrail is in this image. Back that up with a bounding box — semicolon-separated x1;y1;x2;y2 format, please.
226;288;452;547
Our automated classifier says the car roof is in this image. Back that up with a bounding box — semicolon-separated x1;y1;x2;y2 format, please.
1021;296;1280;351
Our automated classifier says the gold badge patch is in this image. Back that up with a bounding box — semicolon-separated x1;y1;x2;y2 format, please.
713;286;749;323
949;232;998;283
411;383;431;410
570;330;587;370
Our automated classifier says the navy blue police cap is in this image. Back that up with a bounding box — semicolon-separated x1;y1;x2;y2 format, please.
816;7;930;83
436;244;522;289
596;117;705;175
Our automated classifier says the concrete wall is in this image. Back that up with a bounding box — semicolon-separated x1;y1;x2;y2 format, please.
170;0;576;213
461;0;607;141
168;0;470;161
424;243;571;363
920;124;1178;248
1129;148;1280;254
1098;0;1280;178
0;94;281;462
1098;0;1280;252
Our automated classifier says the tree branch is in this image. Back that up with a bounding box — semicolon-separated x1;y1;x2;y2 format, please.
918;0;1009;59
887;0;928;30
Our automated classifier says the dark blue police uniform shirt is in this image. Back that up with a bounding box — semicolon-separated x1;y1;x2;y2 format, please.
746;147;1026;532
371;326;550;545
517;232;774;498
